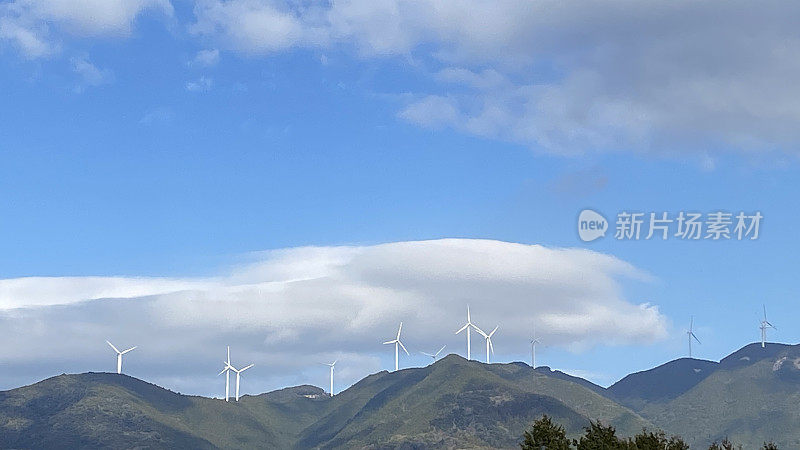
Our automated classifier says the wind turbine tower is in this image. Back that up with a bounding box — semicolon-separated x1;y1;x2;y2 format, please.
760;304;776;348
218;346;233;402
106;341;136;375
476;326;498;363
455;306;480;360
383;322;409;371
686;317;700;358
232;363;254;402
323;360;337;396
530;327;541;369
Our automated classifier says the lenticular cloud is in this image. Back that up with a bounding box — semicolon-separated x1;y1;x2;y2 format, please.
0;239;666;394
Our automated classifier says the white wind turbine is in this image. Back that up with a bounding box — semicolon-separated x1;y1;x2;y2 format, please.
475;325;498;363
106;341;136;375
420;345;446;363
218;346;233;402
529;327;541;369
232;363;254;402
759;304;776;348
323;360;337;396
383;322;409;371
455;306;480;360
686;317;700;358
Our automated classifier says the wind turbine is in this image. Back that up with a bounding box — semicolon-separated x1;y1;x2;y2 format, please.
323;360;337;396
232;363;254;402
686;317;700;358
420;345;446;363
455;306;480;360
475;325;498;363
106;341;136;375
530;327;541;369
383;322;409;371
218;346;233;402
759;304;776;348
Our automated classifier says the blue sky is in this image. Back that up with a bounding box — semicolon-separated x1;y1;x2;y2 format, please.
1;1;799;394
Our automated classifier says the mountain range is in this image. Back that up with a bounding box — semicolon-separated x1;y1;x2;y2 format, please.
1;343;798;449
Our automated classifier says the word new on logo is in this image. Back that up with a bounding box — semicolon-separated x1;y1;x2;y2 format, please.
578;209;608;242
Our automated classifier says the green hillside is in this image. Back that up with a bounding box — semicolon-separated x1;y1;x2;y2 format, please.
6;347;799;449
0;372;328;449
608;357;720;410
0;355;649;449
626;343;800;448
299;355;651;449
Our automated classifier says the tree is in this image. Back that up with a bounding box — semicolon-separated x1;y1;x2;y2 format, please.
576;421;625;450
628;429;689;450
708;438;741;450
520;415;572;450
762;442;778;450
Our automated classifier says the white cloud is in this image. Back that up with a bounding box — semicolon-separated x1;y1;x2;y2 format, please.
0;239;666;395
0;276;217;309
187;0;800;157
185;75;213;91
6;1;800;156
191;48;220;66
70;56;113;87
0;0;173;57
397;95;460;130
0;15;55;58
190;0;323;54
140;106;175;125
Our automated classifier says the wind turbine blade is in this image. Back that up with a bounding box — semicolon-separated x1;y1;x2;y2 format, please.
383;340;396;345
397;322;403;340
473;325;487;338
489;326;498;337
436;345;446;356
240;364;254;372
421;352;434;357
455;323;469;334
106;341;120;354
398;340;409;355
689;316;693;331
332;360;337;366
691;332;701;344
121;346;137;354
218;367;227;376
467;305;471;322
763;304;768;320
489;339;494;354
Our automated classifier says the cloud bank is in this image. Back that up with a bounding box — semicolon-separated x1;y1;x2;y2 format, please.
4;1;800;156
0;0;173;58
188;0;800;157
0;239;665;395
